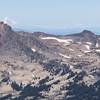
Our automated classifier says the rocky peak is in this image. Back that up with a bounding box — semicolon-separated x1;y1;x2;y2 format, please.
0;21;12;33
80;30;95;37
77;30;96;42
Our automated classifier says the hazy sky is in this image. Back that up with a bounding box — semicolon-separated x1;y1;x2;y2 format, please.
0;0;100;30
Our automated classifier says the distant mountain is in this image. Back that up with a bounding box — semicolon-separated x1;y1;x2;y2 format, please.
0;22;100;99
14;26;100;35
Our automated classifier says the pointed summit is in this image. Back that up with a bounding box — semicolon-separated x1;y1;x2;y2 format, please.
0;21;12;33
81;30;95;36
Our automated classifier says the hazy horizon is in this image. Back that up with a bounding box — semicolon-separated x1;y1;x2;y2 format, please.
0;0;100;34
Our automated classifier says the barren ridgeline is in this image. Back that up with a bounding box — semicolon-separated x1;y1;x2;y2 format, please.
0;22;100;99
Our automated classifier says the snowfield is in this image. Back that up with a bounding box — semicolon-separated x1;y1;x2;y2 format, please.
41;37;73;45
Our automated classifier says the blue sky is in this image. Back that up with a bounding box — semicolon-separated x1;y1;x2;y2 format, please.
0;0;100;33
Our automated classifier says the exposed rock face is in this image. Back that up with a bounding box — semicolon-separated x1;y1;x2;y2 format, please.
0;21;12;33
0;22;100;99
0;22;45;61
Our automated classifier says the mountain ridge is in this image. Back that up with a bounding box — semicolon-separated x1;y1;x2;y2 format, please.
0;22;100;99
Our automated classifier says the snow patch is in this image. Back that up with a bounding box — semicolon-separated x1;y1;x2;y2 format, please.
78;55;82;57
70;65;74;70
89;75;94;79
96;43;99;48
95;49;100;52
32;74;35;78
69;48;74;51
41;37;73;45
31;48;36;52
8;70;12;75
83;45;91;53
59;53;71;59
84;50;91;53
84;45;90;50
86;42;92;45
